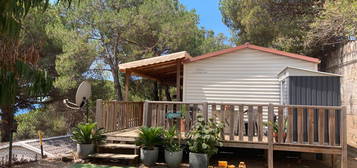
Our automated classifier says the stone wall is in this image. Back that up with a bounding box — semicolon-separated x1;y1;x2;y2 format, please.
326;40;357;148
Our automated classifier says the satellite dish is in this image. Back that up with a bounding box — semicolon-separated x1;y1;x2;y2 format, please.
63;81;91;110
75;81;91;107
63;81;92;123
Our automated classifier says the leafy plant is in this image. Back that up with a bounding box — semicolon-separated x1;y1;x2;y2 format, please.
186;115;224;156
265;116;288;134
136;127;164;150
71;123;106;144
163;126;181;152
265;116;288;142
179;104;187;118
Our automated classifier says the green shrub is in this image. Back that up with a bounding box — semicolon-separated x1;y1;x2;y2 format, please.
163;126;181;152
186;115;224;156
136;127;164;150
71;122;106;144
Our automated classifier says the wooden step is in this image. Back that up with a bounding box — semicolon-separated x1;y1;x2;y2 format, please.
98;143;139;149
89;153;138;160
106;136;137;142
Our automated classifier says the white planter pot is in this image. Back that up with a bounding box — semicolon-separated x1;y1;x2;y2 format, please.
164;149;183;168
189;152;208;168
77;143;95;159
140;147;159;166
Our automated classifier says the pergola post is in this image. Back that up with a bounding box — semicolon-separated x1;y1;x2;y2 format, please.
125;71;131;101
176;61;181;101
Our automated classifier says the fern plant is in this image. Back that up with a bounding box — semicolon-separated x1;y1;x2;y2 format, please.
71;123;106;144
136;127;164;150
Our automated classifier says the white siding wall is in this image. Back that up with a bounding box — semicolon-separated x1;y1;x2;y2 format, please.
183;49;318;104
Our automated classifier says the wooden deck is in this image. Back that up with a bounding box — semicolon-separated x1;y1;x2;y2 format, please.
104;128;342;155
96;100;348;168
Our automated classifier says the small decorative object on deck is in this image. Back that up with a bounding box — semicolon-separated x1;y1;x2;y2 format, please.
218;161;228;168
165;112;182;119
238;162;246;168
228;165;236;168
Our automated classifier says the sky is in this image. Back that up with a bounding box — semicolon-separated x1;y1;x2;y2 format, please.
180;0;231;39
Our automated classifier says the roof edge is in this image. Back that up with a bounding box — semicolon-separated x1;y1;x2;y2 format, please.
278;66;342;77
119;51;191;72
185;43;321;64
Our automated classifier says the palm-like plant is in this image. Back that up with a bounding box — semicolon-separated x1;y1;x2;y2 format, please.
71;123;106;144
136;127;164;150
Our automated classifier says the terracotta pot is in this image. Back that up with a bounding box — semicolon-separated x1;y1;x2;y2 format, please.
180;119;186;132
274;132;287;142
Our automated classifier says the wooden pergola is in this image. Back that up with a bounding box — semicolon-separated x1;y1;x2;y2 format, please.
119;51;191;101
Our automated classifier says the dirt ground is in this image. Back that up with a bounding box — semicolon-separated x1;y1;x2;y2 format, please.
5;148;357;168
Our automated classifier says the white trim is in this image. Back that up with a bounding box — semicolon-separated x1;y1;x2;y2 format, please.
277;66;342;80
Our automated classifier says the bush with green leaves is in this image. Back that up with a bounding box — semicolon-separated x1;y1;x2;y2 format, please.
71;123;106;144
186;115;224;156
163;126;181;152
136;127;164;150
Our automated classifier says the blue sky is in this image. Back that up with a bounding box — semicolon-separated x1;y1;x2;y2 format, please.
180;0;231;39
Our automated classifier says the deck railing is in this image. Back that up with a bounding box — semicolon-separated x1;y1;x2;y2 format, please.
96;100;347;168
142;101;346;148
96;100;143;132
143;101;347;168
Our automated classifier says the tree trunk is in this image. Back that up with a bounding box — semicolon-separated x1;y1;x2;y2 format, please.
165;85;172;101
0;105;14;142
152;81;159;101
112;68;123;101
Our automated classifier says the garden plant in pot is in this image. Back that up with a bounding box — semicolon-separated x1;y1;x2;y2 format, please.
267;116;288;142
186;115;224;168
71;122;106;159
136;127;164;166
163;126;182;168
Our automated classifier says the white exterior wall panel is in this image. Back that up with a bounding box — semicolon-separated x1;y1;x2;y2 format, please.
183;49;318;104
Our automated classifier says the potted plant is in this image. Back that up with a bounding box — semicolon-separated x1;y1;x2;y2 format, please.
186;115;224;168
136;127;163;166
267;116;287;142
71;122;106;159
163;126;182;168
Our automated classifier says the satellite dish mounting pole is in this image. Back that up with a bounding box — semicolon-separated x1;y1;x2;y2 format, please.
85;98;89;123
80;97;89;123
63;81;91;123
